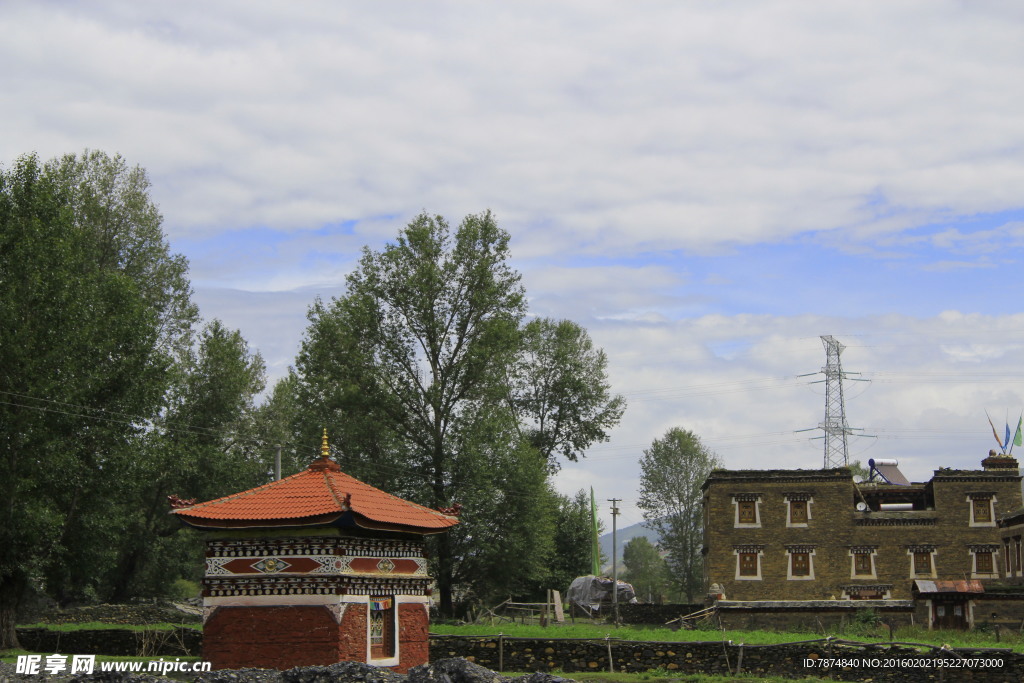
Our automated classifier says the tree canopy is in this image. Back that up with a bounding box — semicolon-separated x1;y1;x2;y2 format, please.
637;427;721;603
0;151;265;646
290;211;625;612
0;164;624;630
622;536;670;604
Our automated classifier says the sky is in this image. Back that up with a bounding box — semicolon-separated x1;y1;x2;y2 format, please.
5;1;1024;530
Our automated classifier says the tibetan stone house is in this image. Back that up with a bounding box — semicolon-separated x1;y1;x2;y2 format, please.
702;453;1024;630
171;432;458;672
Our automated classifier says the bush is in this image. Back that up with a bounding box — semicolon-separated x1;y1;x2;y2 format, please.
839;609;882;638
167;579;199;601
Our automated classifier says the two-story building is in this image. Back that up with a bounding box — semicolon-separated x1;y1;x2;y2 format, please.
702;453;1023;629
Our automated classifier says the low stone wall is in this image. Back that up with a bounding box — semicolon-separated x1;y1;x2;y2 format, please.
429;635;1024;682
715;600;916;632
13;628;1024;681
15;626;201;656
615;603;704;625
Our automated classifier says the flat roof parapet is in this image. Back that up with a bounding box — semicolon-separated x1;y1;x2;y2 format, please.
703;468;852;486
715;600;914;611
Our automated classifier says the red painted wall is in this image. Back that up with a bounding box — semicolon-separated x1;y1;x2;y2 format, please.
204;605;341;670
203;602;429;672
338;603;367;664
397;603;429;672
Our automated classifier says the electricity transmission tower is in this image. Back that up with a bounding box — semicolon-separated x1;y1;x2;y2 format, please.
819;336;852;468
799;335;867;468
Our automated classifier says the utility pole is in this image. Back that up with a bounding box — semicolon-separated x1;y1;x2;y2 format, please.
275;444;282;481
608;498;620;624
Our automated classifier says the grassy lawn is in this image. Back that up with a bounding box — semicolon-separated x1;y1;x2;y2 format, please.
17;621;200;631
430;621;1024;653
0;654;828;683
3;619;1016;681
505;671;832;683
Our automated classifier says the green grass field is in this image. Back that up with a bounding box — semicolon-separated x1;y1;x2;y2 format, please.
430;621;1024;653
3;619;1017;681
16;621;200;632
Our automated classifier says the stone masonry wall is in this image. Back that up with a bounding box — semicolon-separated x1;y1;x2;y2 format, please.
703;469;854;602
703;466;1023;606
15;628;1024;681
429;635;1024;682
15;627;201;657
616;603;704;625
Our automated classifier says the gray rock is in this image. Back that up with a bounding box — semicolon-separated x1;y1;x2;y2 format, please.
406;659;507;683
193;668;283;683
509;674;574;683
281;661;405;683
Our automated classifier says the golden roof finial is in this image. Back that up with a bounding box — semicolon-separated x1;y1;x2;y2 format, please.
321;428;330;459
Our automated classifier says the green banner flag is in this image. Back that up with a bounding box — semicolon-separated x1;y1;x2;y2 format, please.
591;487;600;576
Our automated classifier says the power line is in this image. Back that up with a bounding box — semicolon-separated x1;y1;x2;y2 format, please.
0;393;578;505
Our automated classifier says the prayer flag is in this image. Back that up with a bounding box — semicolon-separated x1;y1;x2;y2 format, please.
987;411;1004;452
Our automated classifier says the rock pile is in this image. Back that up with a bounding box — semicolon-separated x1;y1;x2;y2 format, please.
0;657;573;683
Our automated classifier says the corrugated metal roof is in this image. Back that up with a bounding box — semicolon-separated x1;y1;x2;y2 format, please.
913;580;984;594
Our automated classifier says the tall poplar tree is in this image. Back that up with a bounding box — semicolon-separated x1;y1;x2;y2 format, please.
292;211;626;612
0;151;195;647
511;318;626;472
637;428;721;603
296;211;526;613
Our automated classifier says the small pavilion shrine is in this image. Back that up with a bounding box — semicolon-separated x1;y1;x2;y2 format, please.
171;431;458;672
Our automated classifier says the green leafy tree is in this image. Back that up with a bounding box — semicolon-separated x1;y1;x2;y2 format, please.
546;490;601;594
848;459;870;480
511;318;626;472
291;211;626;613
294;211;527;613
621;536;670;604
637;428;722;603
102;320;266;601
447;435;559;605
0;152;193;647
248;370;308;479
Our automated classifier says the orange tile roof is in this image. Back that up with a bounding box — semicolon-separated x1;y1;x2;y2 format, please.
172;455;458;532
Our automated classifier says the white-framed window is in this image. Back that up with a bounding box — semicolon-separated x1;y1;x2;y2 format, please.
968;494;996;527
784;493;812;528
1004;538;1013;577
849;547;878;580
734;545;763;580
908;545;937;578
786;545;816;581
970;545;999;579
732;494;762;528
368;595;397;662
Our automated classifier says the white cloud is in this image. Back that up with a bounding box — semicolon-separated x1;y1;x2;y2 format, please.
8;0;1024;529
5;1;1024;258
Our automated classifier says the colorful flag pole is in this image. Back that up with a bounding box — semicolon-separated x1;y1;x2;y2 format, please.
987;410;1005;453
1011;414;1023;455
